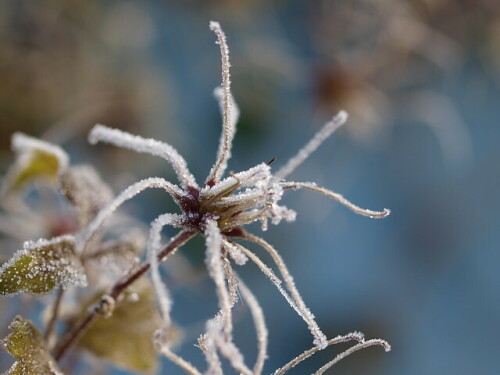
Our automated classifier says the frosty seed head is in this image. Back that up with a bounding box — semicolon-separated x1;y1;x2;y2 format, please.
81;21;390;361
0;20;392;375
176;163;295;233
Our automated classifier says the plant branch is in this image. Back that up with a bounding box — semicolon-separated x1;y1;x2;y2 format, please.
44;287;65;344
53;229;196;362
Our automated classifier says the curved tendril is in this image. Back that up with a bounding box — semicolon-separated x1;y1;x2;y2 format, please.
281;181;390;218
205;219;233;338
227;240;327;349
236;276;268;375
240;232;328;349
276;111;348;179
156;344;202;375
272;332;365;375
312;338;391;375
77;177;182;251
206;21;238;185
147;215;202;375
147;214;180;324
89;124;197;189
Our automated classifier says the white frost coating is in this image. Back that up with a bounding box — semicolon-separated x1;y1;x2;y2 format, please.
202;320;224;375
222;257;240;307
147;213;181;326
156;342;202;375
202;263;253;375
313;338;391;375
3;133;70;195
89;124;198;189
202;316;253;375
201;163;271;199
206;21;235;184
230;241;327;349
206;260;238;343
0;22;392;374
22;234;75;251
11;132;70;171
0;235;87;294
213;188;263;208
214;86;239;137
77;177;183;251
213;330;252;375
200;162;297;232
242;233;328;349
59;164;114;226
23;236;86;293
224;241;248;265
204;219;233;338
148;219;203;375
208;87;240;184
264;181;297;227
154;326;202;375
237;278;268;375
276;111;348;179
272;331;366;375
268;204;297;226
214;183;275;209
281;181;391;218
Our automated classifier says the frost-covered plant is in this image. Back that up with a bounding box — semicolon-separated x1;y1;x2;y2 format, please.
0;135;157;373
0;22;390;375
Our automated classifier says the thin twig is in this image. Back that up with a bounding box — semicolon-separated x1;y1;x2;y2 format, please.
44;287;65;344
53;230;195;362
53;310;99;362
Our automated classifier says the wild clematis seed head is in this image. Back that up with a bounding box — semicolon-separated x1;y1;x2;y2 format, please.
82;21;390;374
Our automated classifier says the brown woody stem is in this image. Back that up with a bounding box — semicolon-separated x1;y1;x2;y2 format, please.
44;287;65;344
53;229;196;362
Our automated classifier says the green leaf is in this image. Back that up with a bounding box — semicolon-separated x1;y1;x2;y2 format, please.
0;235;86;295
4;133;68;192
78;278;162;373
10;150;60;190
1;316;64;375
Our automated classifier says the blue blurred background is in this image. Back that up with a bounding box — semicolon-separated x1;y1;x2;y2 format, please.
0;1;499;374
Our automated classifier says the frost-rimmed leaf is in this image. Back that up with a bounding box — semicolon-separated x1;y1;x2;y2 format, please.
59;165;113;227
78;278;163;373
0;235;86;295
3;133;69;193
84;234;144;289
1;316;64;375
